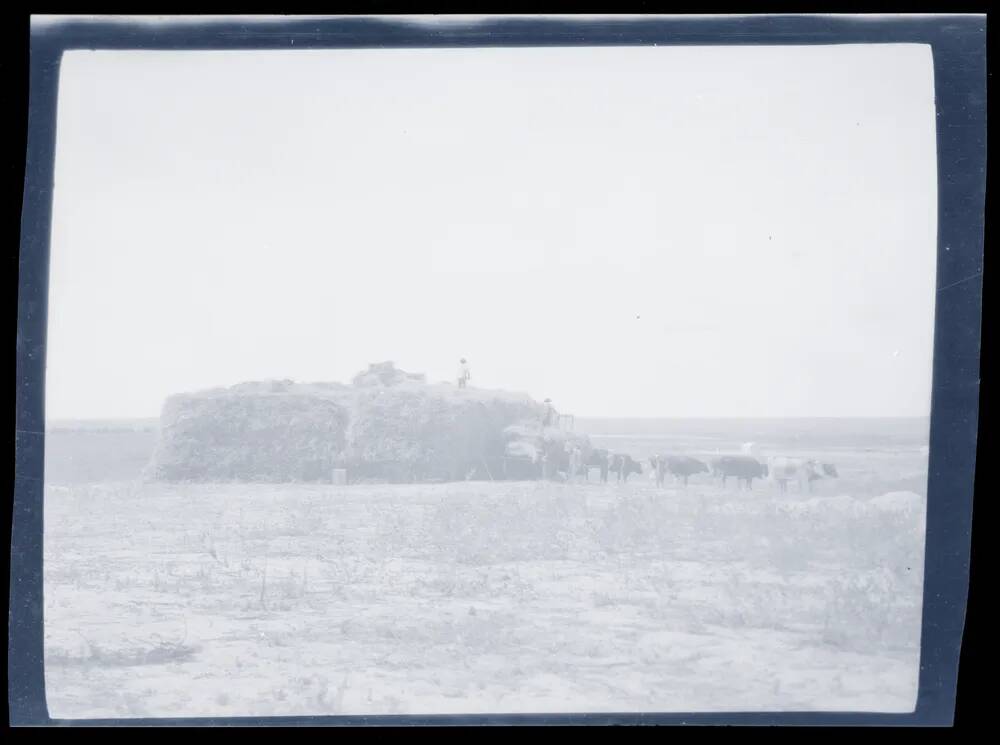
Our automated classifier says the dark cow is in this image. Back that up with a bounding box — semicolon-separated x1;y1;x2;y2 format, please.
649;455;710;487
710;455;768;489
609;453;643;483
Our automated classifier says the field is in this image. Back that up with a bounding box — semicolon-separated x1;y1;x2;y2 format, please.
42;418;929;718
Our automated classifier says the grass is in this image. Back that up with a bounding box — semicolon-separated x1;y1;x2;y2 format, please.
47;633;201;669
43;476;926;718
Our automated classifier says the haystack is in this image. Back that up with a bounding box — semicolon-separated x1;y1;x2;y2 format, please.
352;361;427;387
145;384;353;482
146;362;573;484
345;382;546;481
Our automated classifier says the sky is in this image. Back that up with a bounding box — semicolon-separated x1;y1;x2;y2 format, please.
45;44;938;420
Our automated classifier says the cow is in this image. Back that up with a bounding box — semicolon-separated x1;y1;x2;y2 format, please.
710;455;768;489
809;461;839;488
740;442;760;456
767;457;838;493
649;455;710;487
609;453;643;483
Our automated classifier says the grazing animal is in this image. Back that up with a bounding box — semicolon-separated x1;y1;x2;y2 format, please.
710;455;768;489
649;455;710;487
609;453;643;483
810;462;839;487
767;457;838;493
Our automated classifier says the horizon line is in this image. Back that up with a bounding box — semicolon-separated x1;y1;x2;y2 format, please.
45;414;932;423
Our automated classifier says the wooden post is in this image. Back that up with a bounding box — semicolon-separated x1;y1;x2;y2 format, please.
481;457;495;482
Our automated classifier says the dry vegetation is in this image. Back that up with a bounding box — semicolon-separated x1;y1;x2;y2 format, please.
44;472;925;718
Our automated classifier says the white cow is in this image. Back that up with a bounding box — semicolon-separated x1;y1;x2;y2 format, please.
767;457;837;493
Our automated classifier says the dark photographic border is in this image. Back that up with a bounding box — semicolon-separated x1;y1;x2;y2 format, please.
11;14;986;727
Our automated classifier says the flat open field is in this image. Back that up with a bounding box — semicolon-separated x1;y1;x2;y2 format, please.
44;455;927;717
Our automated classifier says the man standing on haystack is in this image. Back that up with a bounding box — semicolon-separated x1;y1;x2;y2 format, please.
457;358;471;389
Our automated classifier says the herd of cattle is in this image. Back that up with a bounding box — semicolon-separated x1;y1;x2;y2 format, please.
577;449;839;493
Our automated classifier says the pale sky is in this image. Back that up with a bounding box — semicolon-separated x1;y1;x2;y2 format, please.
45;44;938;420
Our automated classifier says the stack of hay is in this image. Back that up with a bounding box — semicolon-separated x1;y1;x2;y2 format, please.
345;382;545;481
144;382;353;482
352;361;427;387
146;362;574;484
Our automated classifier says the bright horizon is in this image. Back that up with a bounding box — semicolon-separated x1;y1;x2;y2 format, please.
46;414;932;426
45;44;938;420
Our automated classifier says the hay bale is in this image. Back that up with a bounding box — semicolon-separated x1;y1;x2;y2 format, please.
145;389;351;482
345;383;546;481
352;361;427;387
145;363;571;483
505;439;541;461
